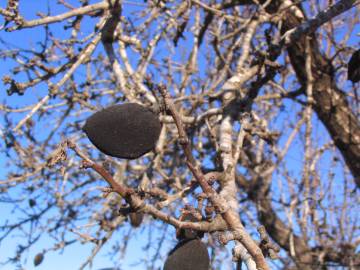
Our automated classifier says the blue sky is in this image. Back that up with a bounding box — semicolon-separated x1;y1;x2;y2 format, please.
0;1;171;270
0;1;359;270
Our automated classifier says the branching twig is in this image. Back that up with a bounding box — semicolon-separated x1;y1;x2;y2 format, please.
158;84;270;270
282;0;360;45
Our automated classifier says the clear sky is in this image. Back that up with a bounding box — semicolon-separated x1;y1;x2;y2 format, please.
0;1;358;270
0;1;172;270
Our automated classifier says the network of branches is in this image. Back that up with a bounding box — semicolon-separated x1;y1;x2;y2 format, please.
0;0;359;270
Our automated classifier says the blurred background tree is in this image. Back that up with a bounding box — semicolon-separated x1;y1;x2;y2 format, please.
0;0;359;269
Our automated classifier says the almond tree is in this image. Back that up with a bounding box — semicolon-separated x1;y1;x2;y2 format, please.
0;1;359;269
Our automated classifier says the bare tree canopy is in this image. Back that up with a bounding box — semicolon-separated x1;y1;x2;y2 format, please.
0;0;359;269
